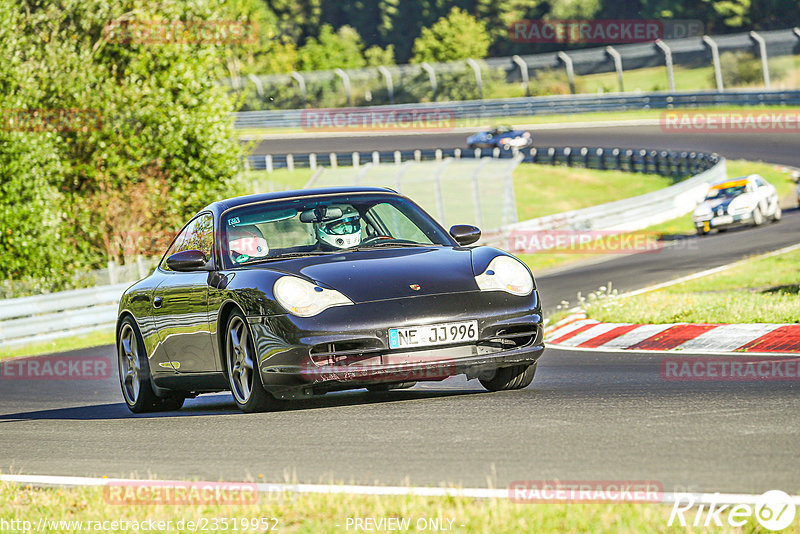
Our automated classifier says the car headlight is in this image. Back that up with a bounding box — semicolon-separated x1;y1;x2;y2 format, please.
273;276;352;317
474;256;534;296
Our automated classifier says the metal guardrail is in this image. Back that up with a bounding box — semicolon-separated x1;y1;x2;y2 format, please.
246;145;720;177
495;158;728;251
0;283;128;348
233;89;800;129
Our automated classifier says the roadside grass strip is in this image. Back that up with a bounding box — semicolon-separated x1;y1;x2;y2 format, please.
2;475;799;533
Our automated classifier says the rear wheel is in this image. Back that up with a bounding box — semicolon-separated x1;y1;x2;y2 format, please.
117;318;184;413
479;362;537;392
225;312;282;412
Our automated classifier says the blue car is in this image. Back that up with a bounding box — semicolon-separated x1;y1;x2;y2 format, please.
467;125;532;150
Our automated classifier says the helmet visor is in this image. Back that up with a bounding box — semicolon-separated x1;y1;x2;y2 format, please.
322;215;360;235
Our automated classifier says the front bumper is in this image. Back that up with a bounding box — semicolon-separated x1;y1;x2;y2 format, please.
694;211;752;231
246;290;544;398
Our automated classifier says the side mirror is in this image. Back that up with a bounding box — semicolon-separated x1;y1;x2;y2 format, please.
449;224;481;246
166;249;208;272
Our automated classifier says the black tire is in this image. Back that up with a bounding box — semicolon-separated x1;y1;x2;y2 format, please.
225;311;282;413
117;317;185;413
479;362;537;392
366;382;417;392
772;205;782;222
752;206;764;226
696;227;708;236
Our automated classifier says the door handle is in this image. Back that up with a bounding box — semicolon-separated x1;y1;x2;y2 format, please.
153;296;163;308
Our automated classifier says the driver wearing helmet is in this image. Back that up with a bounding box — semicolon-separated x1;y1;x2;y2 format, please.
314;206;362;250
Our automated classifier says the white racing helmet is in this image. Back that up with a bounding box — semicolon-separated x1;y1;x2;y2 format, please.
315;206;361;249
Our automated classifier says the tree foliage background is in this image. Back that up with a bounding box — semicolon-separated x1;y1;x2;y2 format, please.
0;0;242;290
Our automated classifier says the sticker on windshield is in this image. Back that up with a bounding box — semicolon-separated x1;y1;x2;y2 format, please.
228;217;240;226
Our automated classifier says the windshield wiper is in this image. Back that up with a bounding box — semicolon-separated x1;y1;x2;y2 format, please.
241;251;337;264
353;241;435;250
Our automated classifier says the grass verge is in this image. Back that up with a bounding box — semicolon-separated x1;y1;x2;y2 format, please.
0;482;770;533
582;247;800;324
0;329;114;361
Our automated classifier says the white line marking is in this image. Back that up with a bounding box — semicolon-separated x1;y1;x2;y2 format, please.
621;241;800;299
553;322;629;347
2;473;798;506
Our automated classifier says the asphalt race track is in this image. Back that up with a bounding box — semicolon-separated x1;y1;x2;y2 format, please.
252;124;800;168
1;123;799;493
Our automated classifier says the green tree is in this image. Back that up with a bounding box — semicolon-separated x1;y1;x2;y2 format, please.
298;24;367;70
410;7;491;63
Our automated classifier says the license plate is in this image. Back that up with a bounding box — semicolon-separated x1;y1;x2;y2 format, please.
712;215;733;226
389;320;478;349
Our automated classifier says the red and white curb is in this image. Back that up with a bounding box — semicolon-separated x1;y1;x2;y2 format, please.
546;313;800;354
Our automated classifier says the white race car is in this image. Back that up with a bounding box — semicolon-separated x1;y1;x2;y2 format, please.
692;174;781;236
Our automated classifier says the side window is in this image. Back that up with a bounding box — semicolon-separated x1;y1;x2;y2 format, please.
366;203;432;244
161;213;214;271
755;177;767;188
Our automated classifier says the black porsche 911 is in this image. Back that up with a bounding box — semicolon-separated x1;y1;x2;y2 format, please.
116;187;544;413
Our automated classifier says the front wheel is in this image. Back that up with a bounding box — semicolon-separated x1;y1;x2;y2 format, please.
753;207;764;226
225;312;282;412
772;204;782;222
118;318;184;413
479;362;537;392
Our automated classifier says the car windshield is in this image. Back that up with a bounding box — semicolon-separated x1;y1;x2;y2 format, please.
706;185;746;199
221;193;453;267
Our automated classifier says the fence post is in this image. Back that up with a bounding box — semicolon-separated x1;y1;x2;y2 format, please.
654;40;675;92
334;68;352;106
330;152;338;169
432;159;452;226
414;149;421;162
557;51;575;94
421;62;437;101
466;58;483;99
435;149;442;161
702;36;724;92
394;150;401;165
454;148;462;159
605;46;624;92
286;154;294;172
749;31;770;89
377;65;394;105
290;71;307;107
309;153;317;170
492;147;500;159
107;260;118;285
372;151;380;165
471;158;490;228
352;152;359;168
136;255;148;280
265;154;273;173
248;74;264;100
512;55;530;96
596;148;605;170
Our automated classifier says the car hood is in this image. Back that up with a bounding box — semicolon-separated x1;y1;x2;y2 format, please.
266;247;483;303
695;193;751;213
